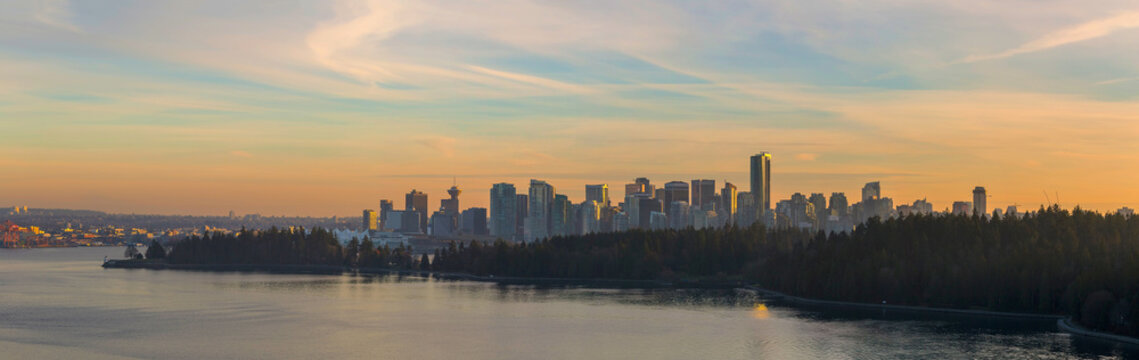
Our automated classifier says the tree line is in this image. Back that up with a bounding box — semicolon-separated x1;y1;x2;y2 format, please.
161;207;1139;337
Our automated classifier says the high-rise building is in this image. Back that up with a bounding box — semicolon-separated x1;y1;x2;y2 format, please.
515;194;528;241
737;191;756;226
585;184;610;208
379;200;394;230
662;181;689;220
669;201;690;229
808;193;827;229
721;182;738;223
1118;207;1134;217
461;207;488;235
862;182;881;202
828;192;848;218
489;183;516;240
580;200;601;234
952;201;973;216
442;186;461;216
750;153;772;217
363;209;378;231
624;178;653;199
406;190;429;233
690;179;716;211
551;194;570;236
973;186;987;216
637;197;662;229
526;180;555;241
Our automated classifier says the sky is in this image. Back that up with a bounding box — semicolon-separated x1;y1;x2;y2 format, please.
1;0;1137;216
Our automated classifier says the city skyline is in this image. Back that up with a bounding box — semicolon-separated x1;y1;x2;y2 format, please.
2;1;1138;216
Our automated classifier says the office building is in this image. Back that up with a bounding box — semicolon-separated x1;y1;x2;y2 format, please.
379;200;393;230
750;153;772;217
580;200;601;234
720;182;738;224
489;183;516;240
461;207;488;235
973;186;987;216
527;180;554;241
669;201;690;229
406;189;428;233
662;181;689;219
363;209;378;231
828;192;848;218
551;194;570;236
585;184;610;208
808;193;826;229
515;194;528;241
952;201;973;216
691;179;716;211
862;182;881;202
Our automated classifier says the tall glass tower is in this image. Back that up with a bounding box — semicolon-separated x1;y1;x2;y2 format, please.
749;153;772;217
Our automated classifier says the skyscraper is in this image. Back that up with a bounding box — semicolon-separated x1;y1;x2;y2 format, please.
515;194;528;241
973;186;987;216
585;184;610;208
527;180;554;241
662;181;689;220
862;182;881;202
828;192;848;217
489;183;516;240
721;182;738;223
363;209;378;231
406;189;428;233
750;153;772;217
461;207;488;235
691;179;716;211
808;193;827;229
379;200;393;230
624;177;653;199
551;194;570;236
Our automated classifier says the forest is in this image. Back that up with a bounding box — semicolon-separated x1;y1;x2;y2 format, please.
164;207;1139;337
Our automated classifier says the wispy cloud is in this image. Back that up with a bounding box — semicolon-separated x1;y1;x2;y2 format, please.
961;11;1139;63
415;136;457;158
33;0;80;33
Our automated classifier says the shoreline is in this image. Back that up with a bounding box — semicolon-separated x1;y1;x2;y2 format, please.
101;260;731;288
102;260;1139;346
742;285;1062;320
1057;317;1139;346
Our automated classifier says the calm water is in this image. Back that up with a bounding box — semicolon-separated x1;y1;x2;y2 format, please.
1;247;1136;359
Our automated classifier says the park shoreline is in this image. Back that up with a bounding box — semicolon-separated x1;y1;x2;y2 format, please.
103;260;1139;345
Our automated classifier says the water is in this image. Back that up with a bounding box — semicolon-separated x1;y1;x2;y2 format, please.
1;247;1136;359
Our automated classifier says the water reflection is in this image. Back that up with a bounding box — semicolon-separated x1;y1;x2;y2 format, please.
3;248;1139;360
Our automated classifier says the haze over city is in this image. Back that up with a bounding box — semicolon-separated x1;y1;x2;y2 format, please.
2;1;1137;216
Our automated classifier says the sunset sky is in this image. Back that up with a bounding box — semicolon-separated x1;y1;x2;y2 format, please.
1;0;1137;216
